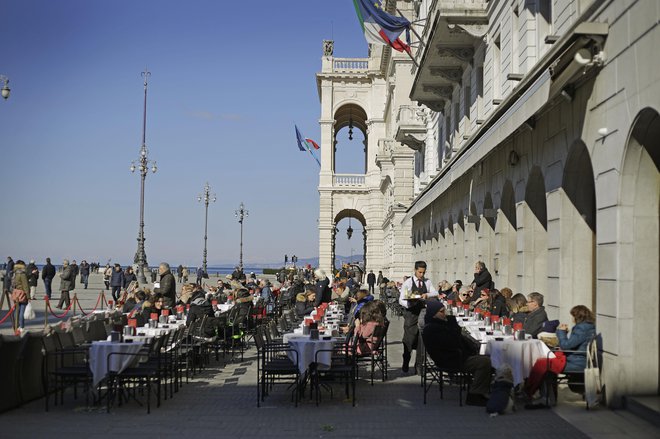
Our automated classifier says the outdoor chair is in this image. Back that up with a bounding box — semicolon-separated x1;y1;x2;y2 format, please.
420;338;471;406
312;337;357;406
254;326;300;407
355;321;389;385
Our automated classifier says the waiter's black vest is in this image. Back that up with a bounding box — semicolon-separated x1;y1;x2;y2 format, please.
409;278;427;314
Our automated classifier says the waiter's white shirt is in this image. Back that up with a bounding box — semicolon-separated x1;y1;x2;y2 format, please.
398;275;438;308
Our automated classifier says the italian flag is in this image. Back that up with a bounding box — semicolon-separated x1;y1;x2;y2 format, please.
353;0;411;53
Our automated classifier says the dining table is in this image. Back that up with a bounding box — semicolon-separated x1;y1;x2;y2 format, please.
283;333;336;374
88;340;145;388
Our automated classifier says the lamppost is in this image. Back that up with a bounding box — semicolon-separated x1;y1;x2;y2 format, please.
197;182;216;275
130;69;157;284
1;76;10;100
235;202;249;271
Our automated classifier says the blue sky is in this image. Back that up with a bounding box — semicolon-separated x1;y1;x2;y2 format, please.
0;0;369;266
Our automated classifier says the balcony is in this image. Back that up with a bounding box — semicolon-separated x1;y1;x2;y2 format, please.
395;105;428;151
410;0;488;111
333;174;366;188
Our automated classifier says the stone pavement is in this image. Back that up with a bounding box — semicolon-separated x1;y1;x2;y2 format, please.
0;274;658;438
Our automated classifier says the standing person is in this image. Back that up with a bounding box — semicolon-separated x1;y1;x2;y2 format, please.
57;260;74;310
2;256;15;308
102;264;112;290
470;261;493;301
313;268;332;307
110;264;124;302
79;260;90;289
153;262;176;307
26;260;39;300
70;260;79;286
123;266;136;289
41;257;56;300
376;270;384;297
182;266;189;283
196;266;204;286
177;264;184;283
11;260;30;332
399;260;438;374
366;270;376;295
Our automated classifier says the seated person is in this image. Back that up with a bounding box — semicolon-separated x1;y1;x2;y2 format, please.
141;293;165;320
524;305;596;402
488;289;509;318
422;300;492;406
126;290;147;314
350;288;374;319
471;288;491;313
187;284;214;325
353;300;387;356
437;280;452;299
508;293;528;325
295;287;316;317
523;292;548;338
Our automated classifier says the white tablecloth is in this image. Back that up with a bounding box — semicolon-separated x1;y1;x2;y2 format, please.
485;339;555;385
89;341;145;387
283;334;335;374
215;304;233;314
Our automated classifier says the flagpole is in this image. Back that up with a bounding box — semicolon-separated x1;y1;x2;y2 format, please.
392;7;420;68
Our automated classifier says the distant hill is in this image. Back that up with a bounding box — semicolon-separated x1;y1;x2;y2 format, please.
230;254;364;270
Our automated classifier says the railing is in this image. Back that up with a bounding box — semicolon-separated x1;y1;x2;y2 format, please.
333;58;369;72
333;174;366;187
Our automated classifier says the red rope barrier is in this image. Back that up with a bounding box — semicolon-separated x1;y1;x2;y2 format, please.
74;296;90;316
0;305;16;324
47;300;73;318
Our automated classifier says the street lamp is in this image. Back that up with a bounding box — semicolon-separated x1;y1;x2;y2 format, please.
235;202;249;271
130;69;157;284
197;182;216;275
1;76;10;100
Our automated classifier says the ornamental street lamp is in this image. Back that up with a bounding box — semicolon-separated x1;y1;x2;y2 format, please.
235;202;249;271
1;76;10;100
130;69;157;284
197;182;216;275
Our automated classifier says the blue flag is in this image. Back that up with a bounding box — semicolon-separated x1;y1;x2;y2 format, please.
294;125;321;167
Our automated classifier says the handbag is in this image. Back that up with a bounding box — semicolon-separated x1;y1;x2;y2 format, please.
584;338;602;408
12;289;27;304
24;302;36;320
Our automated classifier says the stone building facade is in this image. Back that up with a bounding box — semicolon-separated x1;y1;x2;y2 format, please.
317;0;659;405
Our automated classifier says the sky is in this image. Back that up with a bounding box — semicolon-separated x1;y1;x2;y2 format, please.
0;0;370;267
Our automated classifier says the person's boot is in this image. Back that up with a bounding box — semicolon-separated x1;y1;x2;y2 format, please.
402;349;411;373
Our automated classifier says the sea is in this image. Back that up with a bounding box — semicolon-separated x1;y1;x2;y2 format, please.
8;264;265;276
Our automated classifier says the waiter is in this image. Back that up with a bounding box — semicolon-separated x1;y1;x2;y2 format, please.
399;260;438;373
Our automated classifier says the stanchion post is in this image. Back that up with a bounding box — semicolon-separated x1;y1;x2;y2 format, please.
44;296;49;328
13;302;18;333
73;293;77;316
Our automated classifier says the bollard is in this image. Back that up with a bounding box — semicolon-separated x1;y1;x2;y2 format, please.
73;293;77;316
43;296;49;328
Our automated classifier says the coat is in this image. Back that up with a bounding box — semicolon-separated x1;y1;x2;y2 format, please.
26;263;39;287
154;271;176;306
422;315;477;370
557;321;596;372
471;269;493;301
110;268;125;288
59;265;74;291
366;272;376;285
523;306;548;338
11;263;29;303
41;262;56;280
314;277;332;307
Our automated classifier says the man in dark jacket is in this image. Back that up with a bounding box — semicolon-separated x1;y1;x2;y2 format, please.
42;257;56;299
110;264;125;302
422;300;492;406
57;260;74;309
79;260;90;289
366;270;376;295
523;292;548;338
187;285;213;325
154;262;177;307
123;266;137;289
470;261;493;302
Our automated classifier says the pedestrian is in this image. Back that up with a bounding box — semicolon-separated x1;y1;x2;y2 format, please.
196;266;204;286
110;264;124;302
177;264;183;283
1;256;15;308
123;266;137;289
103;264;112;290
182;266;189;283
57;260;74;310
42;257;56;299
11;260;30;332
79;260;90;289
70;260;79;285
398;260;438;374
367;269;376;295
26;259;39;300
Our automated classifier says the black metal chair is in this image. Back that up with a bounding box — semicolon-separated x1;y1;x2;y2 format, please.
42;333;92;411
312;337;357;406
254;326;300;407
420;338;471;405
355;321;389;385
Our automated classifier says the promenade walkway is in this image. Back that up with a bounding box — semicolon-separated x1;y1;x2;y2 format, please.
0;274;657;438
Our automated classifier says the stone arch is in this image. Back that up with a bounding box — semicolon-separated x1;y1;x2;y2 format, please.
520;167;548;297
559;140;597;314
334;208;367;270
619;107;660;398
333;103;369;174
495;181;517;289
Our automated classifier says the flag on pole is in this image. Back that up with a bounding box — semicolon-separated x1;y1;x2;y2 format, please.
352;0;411;53
295;125;321;167
305;138;320;150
